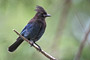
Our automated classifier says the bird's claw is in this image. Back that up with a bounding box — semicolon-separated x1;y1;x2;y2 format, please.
34;42;42;51
30;43;34;47
30;41;42;51
30;41;34;47
37;45;42;51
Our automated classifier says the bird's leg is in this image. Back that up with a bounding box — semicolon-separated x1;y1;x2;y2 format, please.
29;40;34;47
29;40;42;51
34;42;42;51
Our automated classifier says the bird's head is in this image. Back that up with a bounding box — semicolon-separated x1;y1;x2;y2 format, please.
35;5;51;18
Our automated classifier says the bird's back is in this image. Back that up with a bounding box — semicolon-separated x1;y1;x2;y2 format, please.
21;19;46;42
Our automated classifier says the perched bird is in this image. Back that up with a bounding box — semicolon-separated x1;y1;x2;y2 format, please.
8;6;51;52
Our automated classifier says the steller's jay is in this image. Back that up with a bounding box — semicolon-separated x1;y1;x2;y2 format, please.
8;6;51;52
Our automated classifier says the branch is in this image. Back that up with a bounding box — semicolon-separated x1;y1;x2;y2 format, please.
13;29;56;60
74;26;90;60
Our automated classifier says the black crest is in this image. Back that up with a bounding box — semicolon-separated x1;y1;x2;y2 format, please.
35;5;46;13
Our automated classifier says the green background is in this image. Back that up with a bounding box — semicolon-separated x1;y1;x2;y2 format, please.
0;0;90;60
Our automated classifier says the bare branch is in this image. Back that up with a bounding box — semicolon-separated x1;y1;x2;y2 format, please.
74;26;90;60
13;29;56;60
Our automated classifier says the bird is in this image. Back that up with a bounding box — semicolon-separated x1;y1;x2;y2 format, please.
8;6;51;52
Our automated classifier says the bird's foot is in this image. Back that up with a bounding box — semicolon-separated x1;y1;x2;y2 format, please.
30;41;34;47
29;41;42;51
34;42;42;51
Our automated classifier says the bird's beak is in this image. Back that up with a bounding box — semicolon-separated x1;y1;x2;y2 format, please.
45;14;51;17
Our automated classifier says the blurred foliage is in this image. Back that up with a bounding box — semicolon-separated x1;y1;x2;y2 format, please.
0;0;90;60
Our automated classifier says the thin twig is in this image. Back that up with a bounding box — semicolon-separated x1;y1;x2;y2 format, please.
74;26;90;60
13;29;56;60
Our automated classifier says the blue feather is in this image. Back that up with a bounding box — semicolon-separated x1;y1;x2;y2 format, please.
20;22;41;41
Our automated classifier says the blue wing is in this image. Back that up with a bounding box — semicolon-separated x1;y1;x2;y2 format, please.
20;22;41;39
36;27;45;40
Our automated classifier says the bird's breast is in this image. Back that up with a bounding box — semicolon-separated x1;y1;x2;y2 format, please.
36;20;46;28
